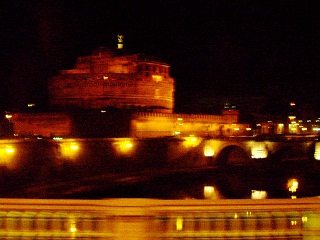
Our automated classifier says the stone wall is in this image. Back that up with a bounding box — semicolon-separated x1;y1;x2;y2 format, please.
9;110;249;138
11;112;72;137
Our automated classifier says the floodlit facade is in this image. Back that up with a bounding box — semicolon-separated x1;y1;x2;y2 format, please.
6;38;251;138
49;46;175;112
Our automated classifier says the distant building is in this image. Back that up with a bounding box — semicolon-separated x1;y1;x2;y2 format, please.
48;46;175;113
7;39;252;138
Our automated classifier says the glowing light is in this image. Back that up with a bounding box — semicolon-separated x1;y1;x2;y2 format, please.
204;142;214;157
5;146;15;153
288;179;298;193
28;103;35;107
117;34;124;49
152;75;163;82
176;217;183;231
183;136;201;148
0;145;16;167
115;139;134;154
174;131;180;135
103;76;109;80
204;186;216;199
177;118;183;121
251;190;267;199
5;114;12;119
234;127;240;131
246;128;252;131
302;216;308;223
290;102;296;106
315;142;320;160
53;136;63;140
313;127;320;131
70;222;77;233
251;143;268;159
289;116;296;120
60;142;80;159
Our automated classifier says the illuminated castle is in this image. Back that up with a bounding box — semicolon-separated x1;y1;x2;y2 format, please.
49;35;174;113
9;36;248;138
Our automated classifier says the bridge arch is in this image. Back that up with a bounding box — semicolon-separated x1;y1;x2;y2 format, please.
269;141;316;162
215;144;251;165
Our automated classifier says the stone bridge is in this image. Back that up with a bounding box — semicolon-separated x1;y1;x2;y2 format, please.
0;135;319;198
0;135;318;171
202;135;319;165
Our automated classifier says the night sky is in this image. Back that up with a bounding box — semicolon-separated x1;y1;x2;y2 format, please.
1;0;320;112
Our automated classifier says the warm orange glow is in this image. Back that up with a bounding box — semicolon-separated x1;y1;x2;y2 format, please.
53;136;64;140
251;190;267;199
60;142;80;159
117;34;124;49
5;114;12;119
288;179;298;193
183;135;201;148
5;145;15;153
176;217;183;231
204;186;215;199
290;102;296;106
28;103;36;107
70;222;77;233
251;143;268;159
152;75;163;82
114;139;134;154
0;145;16;167
315;142;320;160
204;145;214;157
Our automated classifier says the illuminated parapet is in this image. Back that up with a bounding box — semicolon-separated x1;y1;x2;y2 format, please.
251;143;268;159
315;142;320;160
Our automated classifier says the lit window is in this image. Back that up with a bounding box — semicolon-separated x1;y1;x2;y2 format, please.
176;217;183;231
152;75;162;82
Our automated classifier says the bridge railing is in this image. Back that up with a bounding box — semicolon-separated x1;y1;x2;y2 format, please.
0;198;319;239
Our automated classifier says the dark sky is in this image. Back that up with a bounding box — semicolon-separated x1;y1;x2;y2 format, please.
1;0;320;110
